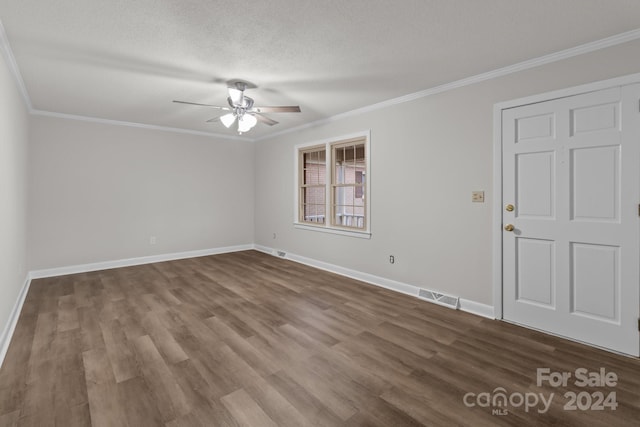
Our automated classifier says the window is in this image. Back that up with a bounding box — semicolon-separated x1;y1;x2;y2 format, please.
300;146;326;224
295;132;370;238
332;140;366;229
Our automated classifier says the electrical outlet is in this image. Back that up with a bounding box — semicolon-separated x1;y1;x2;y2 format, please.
471;191;485;203
149;236;157;245
389;255;395;264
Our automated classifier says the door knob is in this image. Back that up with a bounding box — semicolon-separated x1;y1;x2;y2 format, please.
504;224;515;232
505;204;514;212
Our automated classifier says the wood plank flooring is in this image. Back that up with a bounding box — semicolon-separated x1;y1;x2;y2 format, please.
0;250;638;426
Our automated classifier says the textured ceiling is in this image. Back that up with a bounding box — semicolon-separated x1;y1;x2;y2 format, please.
1;0;640;139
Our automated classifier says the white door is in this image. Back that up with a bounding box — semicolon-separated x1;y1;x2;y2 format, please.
502;84;640;356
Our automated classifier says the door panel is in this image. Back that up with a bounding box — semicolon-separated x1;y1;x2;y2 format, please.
517;238;555;307
502;84;640;356
571;146;619;221
570;102;619;135
516;151;556;218
516;113;556;142
570;243;619;321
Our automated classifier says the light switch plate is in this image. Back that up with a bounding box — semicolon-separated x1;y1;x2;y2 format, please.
472;191;485;203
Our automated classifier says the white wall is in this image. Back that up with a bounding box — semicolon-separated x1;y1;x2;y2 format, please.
254;39;640;306
28;117;255;270
13;37;640;310
0;51;29;341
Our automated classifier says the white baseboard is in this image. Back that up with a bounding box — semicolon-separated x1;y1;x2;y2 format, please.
254;245;495;319
0;274;32;369
253;244;272;255
2;244;254;368
2;242;493;369
459;298;495;319
29;244;254;279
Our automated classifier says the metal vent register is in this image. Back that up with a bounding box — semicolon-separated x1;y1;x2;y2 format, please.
418;289;460;309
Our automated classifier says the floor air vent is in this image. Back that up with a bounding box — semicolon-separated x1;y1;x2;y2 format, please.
418;289;460;309
275;250;287;258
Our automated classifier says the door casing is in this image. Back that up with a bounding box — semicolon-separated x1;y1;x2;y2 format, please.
493;72;640;354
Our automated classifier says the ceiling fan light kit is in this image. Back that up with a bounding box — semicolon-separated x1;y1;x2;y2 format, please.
220;112;236;128
173;80;301;135
237;114;257;133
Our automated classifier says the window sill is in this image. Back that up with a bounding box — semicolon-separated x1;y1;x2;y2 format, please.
293;223;372;239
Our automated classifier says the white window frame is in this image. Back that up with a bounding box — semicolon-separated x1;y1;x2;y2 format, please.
294;130;371;239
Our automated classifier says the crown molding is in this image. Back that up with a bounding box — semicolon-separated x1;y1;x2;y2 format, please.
0;19;32;110
256;28;640;142
30;109;250;141
0;16;251;141
2;10;639;143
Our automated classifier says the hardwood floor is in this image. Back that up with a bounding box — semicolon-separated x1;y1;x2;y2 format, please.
0;250;638;426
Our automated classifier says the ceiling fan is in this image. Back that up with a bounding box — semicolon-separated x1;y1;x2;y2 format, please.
173;80;301;134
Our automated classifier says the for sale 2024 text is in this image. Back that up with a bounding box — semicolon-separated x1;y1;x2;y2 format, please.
537;367;618;411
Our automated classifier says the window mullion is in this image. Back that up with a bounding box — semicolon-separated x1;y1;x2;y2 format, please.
326;142;332;227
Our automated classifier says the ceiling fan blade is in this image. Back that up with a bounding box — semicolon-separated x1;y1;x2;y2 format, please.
205;114;227;123
173;100;229;110
253;106;301;113
254;113;278;126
